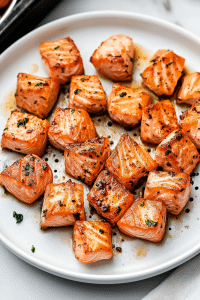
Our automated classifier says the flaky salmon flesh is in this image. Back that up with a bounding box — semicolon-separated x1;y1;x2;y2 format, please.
107;83;152;128
39;37;84;84
90;34;134;81
87;170;135;226
64;137;110;186
73;221;113;264
141;49;185;96
141;100;179;144
0;154;53;204
69;75;107;114
41;181;85;229
144;171;191;215
48;108;97;150
15;73;60;119
105;133;158;191
117;198;167;242
1;110;50;156
177;72;200;105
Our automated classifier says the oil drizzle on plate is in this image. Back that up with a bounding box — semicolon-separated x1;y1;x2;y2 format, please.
0;88;17;118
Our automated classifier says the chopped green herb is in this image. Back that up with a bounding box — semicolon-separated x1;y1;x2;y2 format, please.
74;89;82;95
13;211;23;223
145;219;157;227
140;73;142;76
80;78;85;82
54;46;60;50
69;49;72;53
3;187;7;195
4;127;8;131
35;82;43;87
150;56;159;63
36;79;43;81
116;206;122;215
40;96;46;100
31;246;35;253
197;103;200;106
119;92;127;97
140;202;145;207
17;118;29;128
61;68;65;73
25;163;30;170
71;109;75;113
99;229;104;234
42;210;48;217
166;62;173;68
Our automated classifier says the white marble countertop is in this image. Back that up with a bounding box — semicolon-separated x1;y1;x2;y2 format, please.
1;0;200;299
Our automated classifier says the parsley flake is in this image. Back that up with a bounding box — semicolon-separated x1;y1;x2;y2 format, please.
54;46;60;50
71;109;75;113
74;89;82;95
17;118;29;128
13;211;23;223
119;92;127;97
145;219;157;227
166;62;173;68
31;246;35;253
4;127;8;131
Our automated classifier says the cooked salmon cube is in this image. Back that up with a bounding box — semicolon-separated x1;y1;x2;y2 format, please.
90;34;134;81
64;137;110;186
73;221;113;264
87;170;135;225
1;110;50;156
69;75;107;114
41;182;85;229
15;73;60;119
144;171;191;215
141;49;185;96
117;198;166;242
177;72;200;105
107;83;151;128
48;108;97;150
180;103;200;148
0;154;53;204
141;100;179;144
105;133;158;191
39;37;84;84
155;129;199;174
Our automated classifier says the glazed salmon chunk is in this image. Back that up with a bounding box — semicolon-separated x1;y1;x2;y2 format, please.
177;72;200;105
41;181;85;229
105;133;158;191
107;83;151;128
141;100;179;144
155;129;199;174
15;73;60;119
73;221;113;264
117;198;166;242
48;108;97;150
1;110;50;156
90;34;134;81
144;171;191;215
39;37;84;84
64;137;110;186
180;103;200;148
87;170;135;225
141;49;185;96
0;154;53;204
69;75;107;114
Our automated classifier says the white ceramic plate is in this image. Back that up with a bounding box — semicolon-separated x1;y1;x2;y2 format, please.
0;11;200;284
0;0;17;24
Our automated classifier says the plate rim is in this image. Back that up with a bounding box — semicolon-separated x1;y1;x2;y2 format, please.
0;0;17;24
1;10;200;284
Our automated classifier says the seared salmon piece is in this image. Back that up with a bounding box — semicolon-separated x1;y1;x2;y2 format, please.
39;37;84;84
41;181;85;229
177;72;200;105
117;198;166;242
87;170;135;225
141;49;185;96
90;34;134;81
180;103;200;148
0;154;53;204
144;171;191;215
1;110;50;156
48;108;97;150
107;83;151;128
105;133;158;191
73;221;113;264
155;129;199;174
15;73;60;119
69;75;107;114
141;100;179;144
64;137;110;186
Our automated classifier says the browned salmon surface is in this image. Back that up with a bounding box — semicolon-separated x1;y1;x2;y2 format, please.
177;72;200;105
41;181;85;229
0;154;53;204
105;133;158;191
87;170;135;225
48;108;97;150
1;110;50;156
141;49;185;96
39;37;84;84
73;221;113;264
155;129;199;174
16;73;60;119
144;171;191;215
69;75;107;114
117;198;166;242
90;34;134;81
107;83;151;128
64;137;110;186
141;100;179;144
